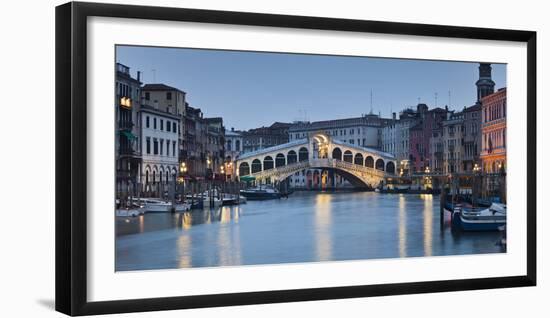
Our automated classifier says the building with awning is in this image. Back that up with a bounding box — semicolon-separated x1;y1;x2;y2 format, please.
115;63;142;202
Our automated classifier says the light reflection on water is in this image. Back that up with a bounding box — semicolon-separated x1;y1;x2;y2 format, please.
116;192;504;271
422;194;433;257
315;194;332;262
398;195;407;258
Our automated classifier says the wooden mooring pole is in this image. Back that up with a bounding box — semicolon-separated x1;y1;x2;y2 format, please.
440;183;446;228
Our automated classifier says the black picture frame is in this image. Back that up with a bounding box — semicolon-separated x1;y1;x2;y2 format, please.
55;1;537;316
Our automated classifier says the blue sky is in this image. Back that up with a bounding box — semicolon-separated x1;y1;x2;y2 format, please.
116;46;506;131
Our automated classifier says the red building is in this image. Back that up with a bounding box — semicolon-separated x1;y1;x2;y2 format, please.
408;104;449;173
481;88;507;173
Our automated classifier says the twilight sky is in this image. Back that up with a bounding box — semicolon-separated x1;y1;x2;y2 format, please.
116;46;506;131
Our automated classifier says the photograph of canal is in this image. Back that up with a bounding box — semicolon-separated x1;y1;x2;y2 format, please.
114;46;507;271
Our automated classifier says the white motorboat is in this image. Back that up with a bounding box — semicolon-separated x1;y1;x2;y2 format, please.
142;199;172;213
115;208;142;217
115;200;145;217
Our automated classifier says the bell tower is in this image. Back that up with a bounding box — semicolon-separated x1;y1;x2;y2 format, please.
476;63;495;103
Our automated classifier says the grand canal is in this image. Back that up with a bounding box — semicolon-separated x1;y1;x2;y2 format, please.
115;192;504;271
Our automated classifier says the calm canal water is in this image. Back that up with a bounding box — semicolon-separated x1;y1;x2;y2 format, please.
115;192;504;271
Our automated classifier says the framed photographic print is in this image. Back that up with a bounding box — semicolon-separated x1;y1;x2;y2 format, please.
55;1;536;316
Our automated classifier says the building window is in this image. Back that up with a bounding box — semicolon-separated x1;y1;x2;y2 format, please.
167;92;172;100
172;141;176;157
160;119;164;131
153;118;157;129
173;122;176;133
167;121;171;132
145;92;150;100
146;116;150;128
236;140;240;151
146;137;151;154
160;139;164;155
166;139;170;156
153;139;158;155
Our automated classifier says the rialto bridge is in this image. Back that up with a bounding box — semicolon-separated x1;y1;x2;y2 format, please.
234;133;397;188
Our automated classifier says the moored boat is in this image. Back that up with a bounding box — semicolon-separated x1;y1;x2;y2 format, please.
174;202;192;212
240;185;282;200
115;208;142;217
452;203;507;231
142;199;172;213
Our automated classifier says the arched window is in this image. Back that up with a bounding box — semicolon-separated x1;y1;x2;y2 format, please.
343;150;353;163
365;156;374;168
251;159;262;173
239;162;250;176
375;159;385;171
145;170;149;184
235;140;241;152
332;147;342;160
298;147;309;162
263;156;274;170
354;153;364;165
275;153;286;167
287;150;297;164
386;161;395;174
166;171;169;184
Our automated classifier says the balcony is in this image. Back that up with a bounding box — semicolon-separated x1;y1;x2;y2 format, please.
118;147;140;158
118;120;134;130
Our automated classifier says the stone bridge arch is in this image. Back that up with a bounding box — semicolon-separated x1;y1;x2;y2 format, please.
234;134;396;188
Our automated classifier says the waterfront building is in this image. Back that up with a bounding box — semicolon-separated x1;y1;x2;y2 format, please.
141;83;187;180
225;128;244;180
393;108;420;174
139;103;181;197
115;63;142;200
480;88;507;173
442;111;465;174
289;113;387;147
141;83;186;116
462;104;482;171
381;113;397;155
204;117;226;180
181;103;207;179
408;105;449;173
242;122;291;153
429;125;445;174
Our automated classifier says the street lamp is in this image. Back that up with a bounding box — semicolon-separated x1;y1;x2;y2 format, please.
424;166;431;190
180;161;187;174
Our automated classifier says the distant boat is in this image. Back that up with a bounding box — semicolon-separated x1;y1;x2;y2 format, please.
142;199;172;213
452;203;507;231
240;185;282;200
174;202;192;212
115;200;145;217
115;208;143;217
